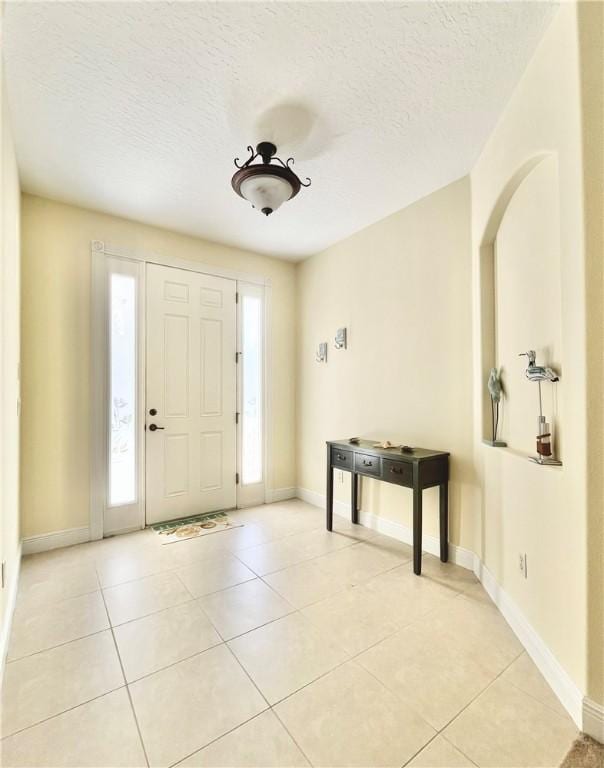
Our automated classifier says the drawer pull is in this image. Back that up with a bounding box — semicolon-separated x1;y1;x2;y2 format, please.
362;460;373;467
390;466;403;474
337;453;346;460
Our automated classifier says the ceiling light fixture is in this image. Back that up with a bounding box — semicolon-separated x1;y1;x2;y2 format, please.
231;141;311;216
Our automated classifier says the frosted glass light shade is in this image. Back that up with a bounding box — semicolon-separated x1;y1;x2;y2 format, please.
239;174;293;214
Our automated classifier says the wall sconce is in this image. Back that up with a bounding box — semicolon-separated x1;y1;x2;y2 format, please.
316;342;327;363
334;328;347;350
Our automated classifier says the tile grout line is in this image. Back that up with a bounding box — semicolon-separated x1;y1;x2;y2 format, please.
253;648;356;711
21;545;411;663
227;520;397;579
341;586;519;766
440;733;481;768
20;504;355;582
223;611;352;708
0;685;127;742
12;510;523;768
20;514;374;602
6;626;110;665
399;648;525;767
170;566;198;601
145;602;288;768
12;554;297;663
269;705;314;767
502;670;580;724
11;584;101;617
86;550;475;693
9;574;303;675
167;709;273;767
223;639;273;709
3;590;484;760
197;571;298;619
97;561;151;768
255;557;442;614
10;539;474;679
221;640;316;768
107;597;233;688
90;600;325;689
98;554;222;591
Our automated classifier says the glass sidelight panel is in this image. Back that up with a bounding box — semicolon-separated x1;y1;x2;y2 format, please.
109;273;137;506
241;293;263;485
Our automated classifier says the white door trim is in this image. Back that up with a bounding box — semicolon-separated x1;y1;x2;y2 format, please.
90;240;273;539
97;240;271;287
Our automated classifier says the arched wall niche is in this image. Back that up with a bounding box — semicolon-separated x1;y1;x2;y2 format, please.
479;152;563;455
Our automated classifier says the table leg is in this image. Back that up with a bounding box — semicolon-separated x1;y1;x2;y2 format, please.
326;446;333;531
413;485;423;575
351;472;359;524
439;482;449;562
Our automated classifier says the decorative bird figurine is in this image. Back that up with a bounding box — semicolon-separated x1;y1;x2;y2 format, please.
487;368;504;444
488;368;502;403
519;350;560;382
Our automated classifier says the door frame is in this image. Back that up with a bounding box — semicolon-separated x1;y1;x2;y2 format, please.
90;239;272;539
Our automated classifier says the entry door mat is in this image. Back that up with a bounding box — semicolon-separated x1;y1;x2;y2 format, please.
560;735;604;768
152;511;243;544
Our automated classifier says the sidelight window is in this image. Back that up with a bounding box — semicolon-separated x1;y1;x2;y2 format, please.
108;272;137;506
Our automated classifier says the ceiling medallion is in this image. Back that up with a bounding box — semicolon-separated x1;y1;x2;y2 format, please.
231;141;311;216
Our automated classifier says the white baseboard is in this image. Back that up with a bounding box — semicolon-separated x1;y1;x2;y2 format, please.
296;485;586;732
21;526;90;555
583;697;604;743
295;486;475;570
265;487;297;503
296;486;327;511
474;559;584;728
0;540;22;687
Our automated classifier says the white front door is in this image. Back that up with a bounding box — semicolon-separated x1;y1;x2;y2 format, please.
145;263;237;525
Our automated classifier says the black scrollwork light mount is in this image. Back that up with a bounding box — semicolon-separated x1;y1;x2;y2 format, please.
231;141;311;216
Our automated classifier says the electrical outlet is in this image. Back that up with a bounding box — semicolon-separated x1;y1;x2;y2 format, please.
519;553;528;579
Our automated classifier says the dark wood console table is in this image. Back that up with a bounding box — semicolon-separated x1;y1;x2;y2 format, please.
326;439;450;575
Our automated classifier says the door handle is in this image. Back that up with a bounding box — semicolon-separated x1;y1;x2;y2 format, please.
148;424;165;431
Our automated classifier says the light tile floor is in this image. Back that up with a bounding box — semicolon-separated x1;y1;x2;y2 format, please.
1;500;578;767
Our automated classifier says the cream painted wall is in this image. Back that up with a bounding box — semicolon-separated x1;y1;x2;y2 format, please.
0;67;21;660
20;195;296;538
578;0;604;710
296;177;478;552
471;2;588;694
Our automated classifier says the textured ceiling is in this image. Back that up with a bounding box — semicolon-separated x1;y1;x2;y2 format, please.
3;2;557;260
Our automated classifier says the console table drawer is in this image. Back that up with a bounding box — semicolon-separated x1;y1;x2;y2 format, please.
331;448;353;470
382;459;413;487
354;452;381;476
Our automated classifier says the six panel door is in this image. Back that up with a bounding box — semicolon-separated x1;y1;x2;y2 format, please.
145;263;237;524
